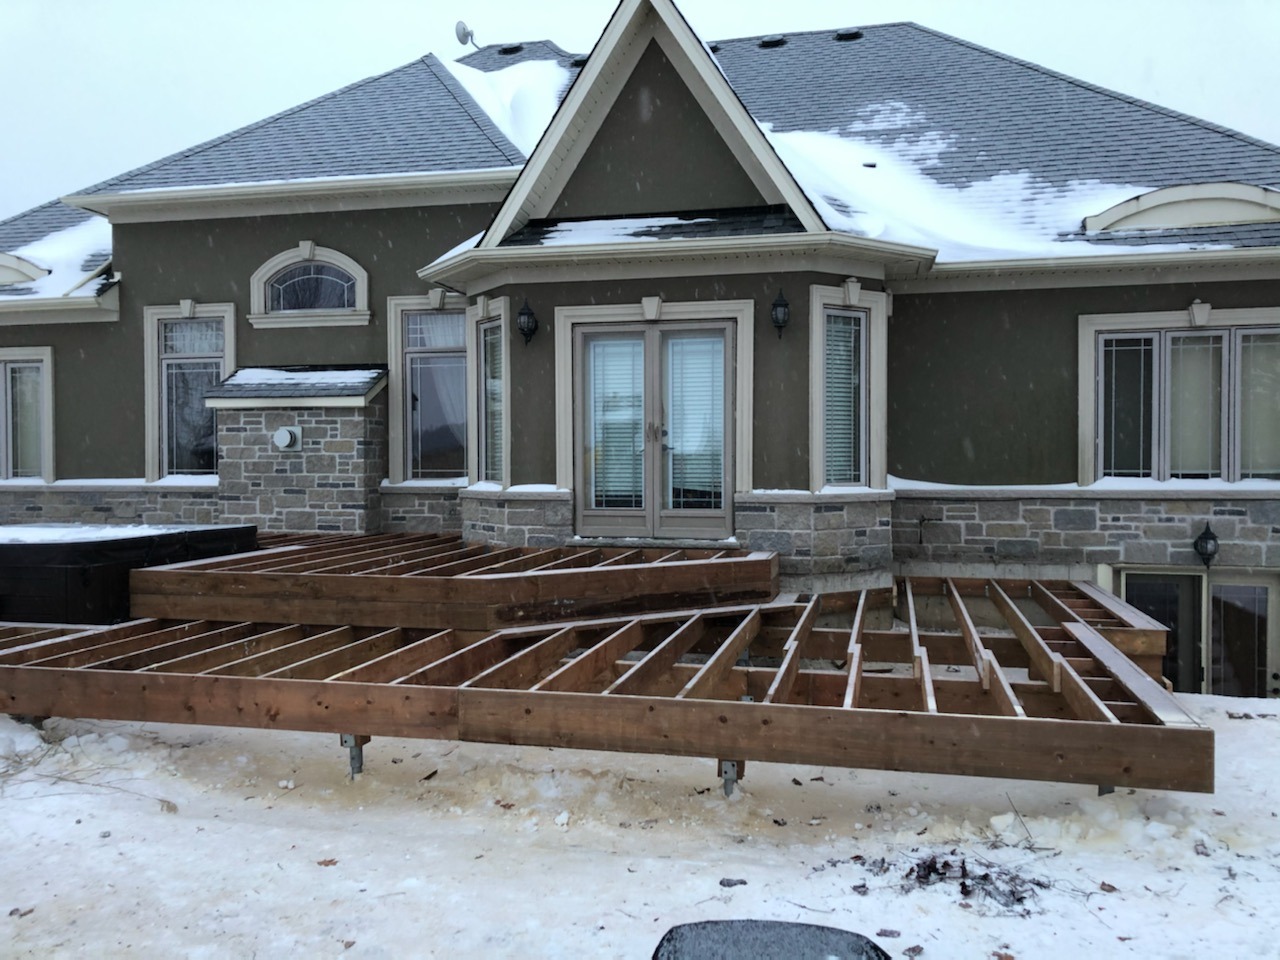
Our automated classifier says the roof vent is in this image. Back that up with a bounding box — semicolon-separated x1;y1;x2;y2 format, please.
571;56;589;67
498;43;524;55
835;28;865;41
707;42;720;53
758;35;787;49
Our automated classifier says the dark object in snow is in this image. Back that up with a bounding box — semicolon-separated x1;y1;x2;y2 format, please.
718;878;747;888
0;523;256;623
653;920;890;959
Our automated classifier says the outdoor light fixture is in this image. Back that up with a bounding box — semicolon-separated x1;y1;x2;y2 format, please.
771;290;790;338
1192;522;1219;569
516;299;538;345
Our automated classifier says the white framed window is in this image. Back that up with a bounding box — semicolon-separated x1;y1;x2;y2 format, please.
248;241;370;328
478;318;507;484
144;302;236;481
0;347;53;481
387;295;469;483
1080;306;1280;483
808;282;888;491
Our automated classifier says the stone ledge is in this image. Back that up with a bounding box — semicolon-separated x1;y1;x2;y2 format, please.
459;486;573;502
738;489;895;504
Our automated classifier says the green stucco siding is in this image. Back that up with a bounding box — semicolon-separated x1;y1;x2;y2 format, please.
550;40;767;219
889;279;1280;484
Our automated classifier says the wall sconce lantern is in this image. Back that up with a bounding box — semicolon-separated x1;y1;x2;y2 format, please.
771;289;790;339
516;299;538;345
1192;522;1219;569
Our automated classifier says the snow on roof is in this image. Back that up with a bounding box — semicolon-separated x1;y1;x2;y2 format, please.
765;125;1233;262
222;368;385;386
0;217;112;300
531;215;715;246
441;57;571;158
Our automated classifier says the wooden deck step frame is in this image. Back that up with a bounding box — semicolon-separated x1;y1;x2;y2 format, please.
129;534;779;630
0;576;1212;793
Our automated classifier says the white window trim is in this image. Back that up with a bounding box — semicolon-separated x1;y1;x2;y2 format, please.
143;302;236;482
809;283;888;491
386;292;469;485
1078;304;1280;485
554;298;754;493
248;241;370;328
466;296;511;488
0;346;54;482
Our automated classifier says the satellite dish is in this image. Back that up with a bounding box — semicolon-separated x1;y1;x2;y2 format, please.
456;20;479;49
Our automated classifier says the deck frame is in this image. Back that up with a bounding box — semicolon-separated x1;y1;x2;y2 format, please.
0;574;1212;792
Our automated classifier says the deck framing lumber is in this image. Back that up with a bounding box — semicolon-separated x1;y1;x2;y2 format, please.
0;573;1213;793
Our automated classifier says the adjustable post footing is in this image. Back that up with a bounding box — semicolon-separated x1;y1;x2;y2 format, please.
1097;784;1115;797
718;759;746;797
340;734;370;779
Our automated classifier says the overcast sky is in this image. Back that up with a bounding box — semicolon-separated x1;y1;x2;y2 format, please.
3;0;1278;223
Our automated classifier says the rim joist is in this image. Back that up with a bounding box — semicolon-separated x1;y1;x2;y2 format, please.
129;534;779;631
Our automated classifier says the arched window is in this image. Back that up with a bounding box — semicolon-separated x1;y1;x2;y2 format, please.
268;263;356;312
248;241;370;328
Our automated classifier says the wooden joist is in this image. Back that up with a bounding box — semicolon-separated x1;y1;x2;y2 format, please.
0;574;1213;793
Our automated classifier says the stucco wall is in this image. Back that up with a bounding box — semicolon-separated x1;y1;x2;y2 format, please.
0;202;495;479
487;271;856;491
888;278;1280;484
550;40;766;219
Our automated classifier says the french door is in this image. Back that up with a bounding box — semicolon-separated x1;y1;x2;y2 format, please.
574;321;733;539
1123;569;1278;697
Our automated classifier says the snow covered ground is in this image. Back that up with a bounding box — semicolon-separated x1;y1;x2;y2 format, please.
2;695;1276;958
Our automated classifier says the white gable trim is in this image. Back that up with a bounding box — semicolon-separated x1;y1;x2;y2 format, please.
0;253;50;285
1085;182;1280;232
479;0;825;248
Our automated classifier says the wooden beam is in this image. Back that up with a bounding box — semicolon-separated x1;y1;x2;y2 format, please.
262;628;406;681
763;598;819;705
841;591;867;710
457;690;1215;792
678;611;761;701
86;622;261;671
903;579;937;713
328;629;459;683
206;626;355;678
1063;622;1203;728
457;549;561;577
604;615;705;696
533;620;645;693
460;626;581;690
25;621;218;669
141;624;306;674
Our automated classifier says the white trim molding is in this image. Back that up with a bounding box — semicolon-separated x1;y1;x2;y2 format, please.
1077;304;1280;485
1084;182;1280;232
466;296;511;488
0;345;55;482
477;0;826;248
0;253;50;285
62;168;520;223
553;298;754;493
247;242;371;328
809;283;888;491
386;292;469;485
143;302;236;482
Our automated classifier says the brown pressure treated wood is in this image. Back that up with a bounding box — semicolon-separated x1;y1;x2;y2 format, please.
0;575;1214;793
130;535;778;630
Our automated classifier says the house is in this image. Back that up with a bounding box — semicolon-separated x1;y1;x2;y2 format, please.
0;0;1276;698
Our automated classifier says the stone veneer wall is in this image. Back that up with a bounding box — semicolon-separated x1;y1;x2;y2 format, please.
216;398;388;534
734;492;893;585
0;483;220;525
460;488;573;547
380;485;463;534
892;493;1280;571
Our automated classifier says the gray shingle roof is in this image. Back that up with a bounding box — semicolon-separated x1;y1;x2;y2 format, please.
711;24;1280;193
75;55;523;197
501;206;805;246
0;200;94;254
1060;222;1280;248
206;366;388;400
458;40;581;71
